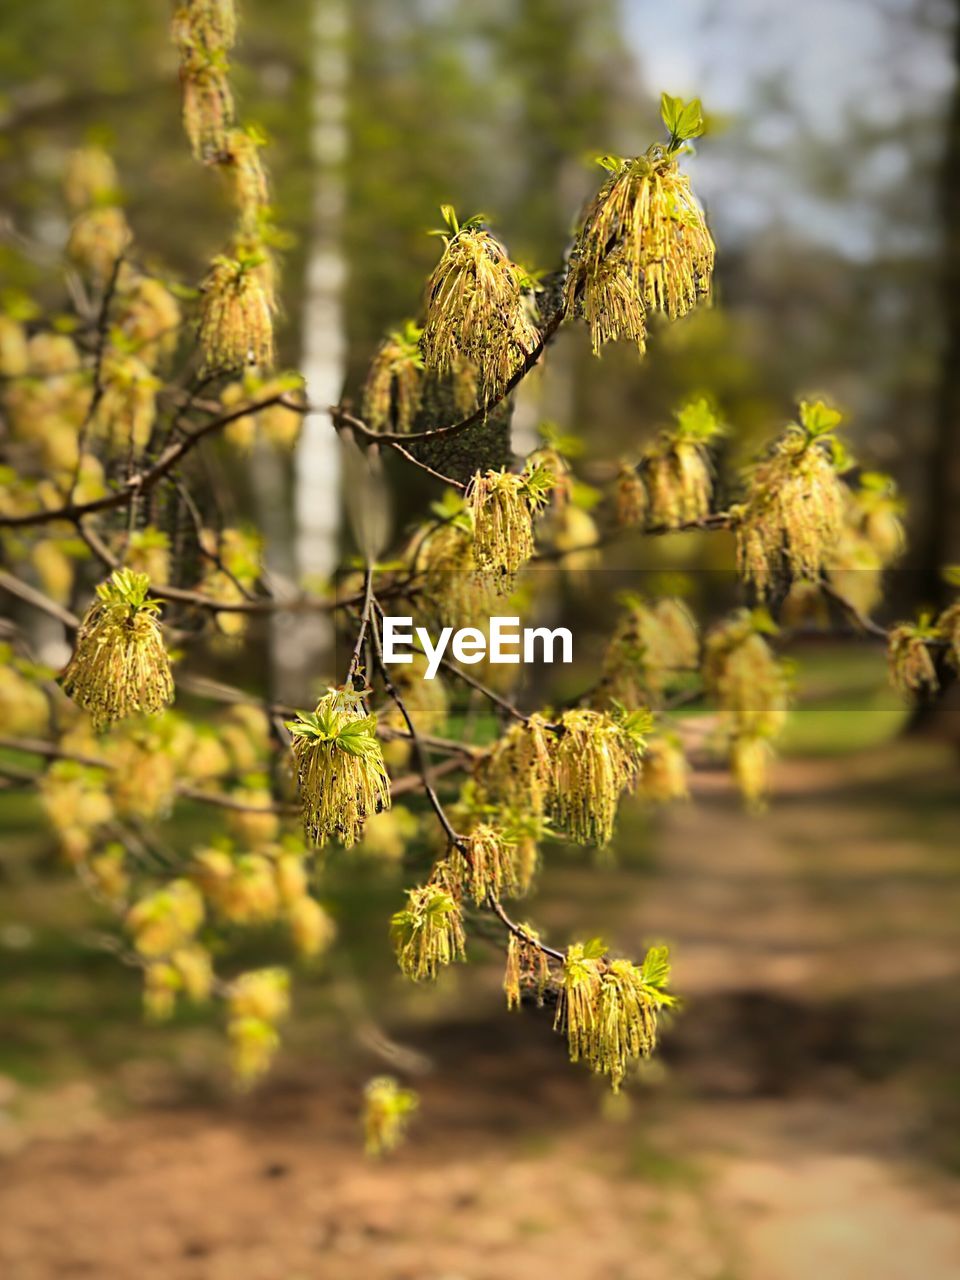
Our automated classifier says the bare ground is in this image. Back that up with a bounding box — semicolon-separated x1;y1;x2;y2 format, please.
1;742;959;1280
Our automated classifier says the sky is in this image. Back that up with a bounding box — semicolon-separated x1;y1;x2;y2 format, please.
622;0;956;256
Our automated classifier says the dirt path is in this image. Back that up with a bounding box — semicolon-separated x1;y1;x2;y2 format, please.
1;746;959;1279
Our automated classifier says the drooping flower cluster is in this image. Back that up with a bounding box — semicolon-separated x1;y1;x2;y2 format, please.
198;252;275;373
61;570;174;730
391;881;466;981
641;397;723;528
639;734;690;804
287;687;391;848
220;126;270;232
475;714;556;821
503;925;551;1010
172;0;237;161
615;461;648;528
362;320;425;433
736;400;847;597
703;609;791;807
828;472;905;618
171;1;280;373
39;762;113;863
94;352;160;453
227;967;290;1086
454;824;521;904
555;941;675;1091
887;620;940;695
550;707;650;846
363;1076;419;1157
421;207;539;404
413;503;495;631
566;98;713;357
599;593;699;708
467;462;555;586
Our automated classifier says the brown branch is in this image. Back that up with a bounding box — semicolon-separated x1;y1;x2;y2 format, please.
0;735;110;769
819;578;891;641
68;253;124;503
370;603;562;966
347;565;376;683
384;438;467;490
331;301;568;447
175;785;299;816
0;570;80;629
0;392;293;530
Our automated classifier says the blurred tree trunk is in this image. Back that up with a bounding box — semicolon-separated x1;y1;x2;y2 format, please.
925;0;960;601
907;2;960;742
272;0;348;700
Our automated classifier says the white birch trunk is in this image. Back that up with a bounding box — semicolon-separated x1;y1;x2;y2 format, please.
271;0;348;700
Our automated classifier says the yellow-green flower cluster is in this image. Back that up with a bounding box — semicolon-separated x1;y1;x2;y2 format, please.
475;714;556;822
172;0;237;161
550;707;650;846
639;734;690;804
94;352;160;454
615;462;647;528
887;620;939;695
61;570;174;730
641;398;722;528
454;824;520;905
172;2;280;373
828;472;905;618
39;761;113;863
288;688;391;848
703;609;791;807
566;99;713;356
220;126;270;233
363;1076;419;1157
362;321;425;433
555;941;675;1091
198;252;275;373
600;593;699;707
421;207;539;404
391;881;466;981
227;966;290;1086
414;508;496;631
503;925;551;1011
467;463;554;586
736;401;846;596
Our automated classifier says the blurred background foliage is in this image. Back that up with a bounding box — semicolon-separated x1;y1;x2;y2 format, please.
3;8;960;1272
3;0;958;603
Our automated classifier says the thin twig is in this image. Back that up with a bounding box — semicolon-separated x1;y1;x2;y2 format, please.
330;301;568;447
0;392;295;530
